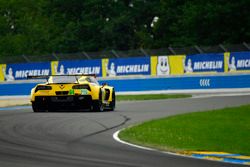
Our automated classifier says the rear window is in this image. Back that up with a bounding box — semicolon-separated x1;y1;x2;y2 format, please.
49;76;80;84
79;77;99;85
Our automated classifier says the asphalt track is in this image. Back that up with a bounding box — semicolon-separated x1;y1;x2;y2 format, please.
0;95;250;167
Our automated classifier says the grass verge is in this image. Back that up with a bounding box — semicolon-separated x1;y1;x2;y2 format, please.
116;94;191;101
119;104;250;155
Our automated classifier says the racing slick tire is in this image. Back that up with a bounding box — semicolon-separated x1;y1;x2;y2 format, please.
32;103;45;112
92;89;104;112
92;100;104;112
108;90;116;111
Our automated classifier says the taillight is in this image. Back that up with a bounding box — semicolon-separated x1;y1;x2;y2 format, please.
35;85;52;92
72;84;91;91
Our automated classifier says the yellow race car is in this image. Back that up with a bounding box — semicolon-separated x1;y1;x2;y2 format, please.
29;74;115;112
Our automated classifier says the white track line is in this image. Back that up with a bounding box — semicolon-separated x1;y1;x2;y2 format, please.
1;88;250;98
113;130;249;166
0;95;30;100
192;92;250;98
113;130;154;151
116;88;250;95
113;129;198;158
113;129;199;158
114;90;250;166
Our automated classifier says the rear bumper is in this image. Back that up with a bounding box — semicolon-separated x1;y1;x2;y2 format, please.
32;95;94;111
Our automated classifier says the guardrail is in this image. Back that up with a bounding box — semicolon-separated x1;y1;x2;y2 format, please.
1;74;250;96
1;43;250;64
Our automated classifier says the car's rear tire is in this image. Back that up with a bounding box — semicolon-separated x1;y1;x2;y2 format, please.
109;90;116;111
92;100;104;112
92;89;104;112
47;107;53;112
32;103;44;112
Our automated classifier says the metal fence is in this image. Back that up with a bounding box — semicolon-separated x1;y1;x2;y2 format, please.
1;42;250;64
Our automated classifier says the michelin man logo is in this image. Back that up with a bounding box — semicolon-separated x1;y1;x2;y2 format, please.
2;67;15;81
106;62;116;77
54;64;65;75
228;56;236;72
157;56;170;76
183;57;193;73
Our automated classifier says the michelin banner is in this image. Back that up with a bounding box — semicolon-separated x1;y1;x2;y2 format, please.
1;62;50;81
51;59;102;77
1;52;250;82
102;57;150;77
183;53;224;74
151;53;225;76
151;55;185;76
225;52;250;73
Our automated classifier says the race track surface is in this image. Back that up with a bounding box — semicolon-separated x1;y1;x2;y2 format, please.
0;95;249;167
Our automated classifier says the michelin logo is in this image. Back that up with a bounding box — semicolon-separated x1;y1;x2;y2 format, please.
183;58;193;73
2;67;15;81
2;65;50;80
106;62;116;77
116;64;149;73
106;62;149;76
237;59;250;68
157;56;170;76
227;55;250;71
183;57;223;73
15;69;50;78
67;67;100;74
54;64;100;75
54;64;65;75
228;56;236;71
193;61;223;70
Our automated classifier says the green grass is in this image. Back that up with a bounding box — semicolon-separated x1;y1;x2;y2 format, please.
116;94;191;101
119;105;250;155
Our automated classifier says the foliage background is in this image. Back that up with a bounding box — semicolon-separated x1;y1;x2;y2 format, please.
0;0;249;58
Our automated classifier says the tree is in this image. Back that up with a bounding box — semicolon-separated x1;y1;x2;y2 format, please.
0;0;249;60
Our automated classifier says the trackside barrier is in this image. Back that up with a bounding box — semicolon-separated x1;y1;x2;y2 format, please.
0;74;250;96
1;52;250;82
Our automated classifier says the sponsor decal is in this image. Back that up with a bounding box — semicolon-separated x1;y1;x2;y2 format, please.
69;89;74;95
183;53;224;73
53;59;102;76
81;89;88;95
3;62;51;80
104;57;151;77
151;55;185;76
226;52;250;72
156;56;170;76
15;69;50;78
59;85;65;89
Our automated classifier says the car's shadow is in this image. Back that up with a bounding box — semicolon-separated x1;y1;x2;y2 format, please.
34;109;116;113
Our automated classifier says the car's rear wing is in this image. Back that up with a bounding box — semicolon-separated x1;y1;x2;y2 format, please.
27;75;49;79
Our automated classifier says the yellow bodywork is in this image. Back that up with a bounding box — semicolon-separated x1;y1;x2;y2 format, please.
30;75;115;111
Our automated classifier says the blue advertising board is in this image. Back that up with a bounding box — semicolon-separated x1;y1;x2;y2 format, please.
1;74;250;96
52;59;102;77
183;53;224;74
2;62;51;81
1;51;250;83
104;57;150;77
227;52;250;72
